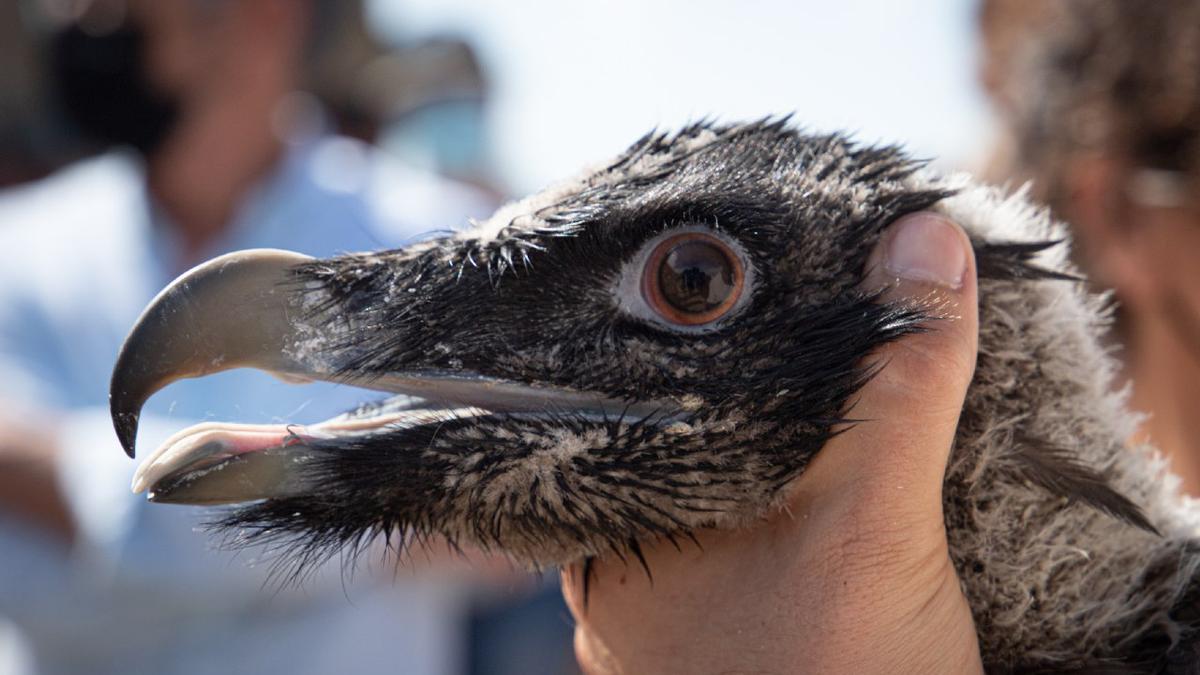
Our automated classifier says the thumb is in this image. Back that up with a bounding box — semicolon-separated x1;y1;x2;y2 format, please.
798;212;979;521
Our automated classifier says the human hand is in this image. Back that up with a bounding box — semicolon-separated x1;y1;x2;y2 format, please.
561;212;984;674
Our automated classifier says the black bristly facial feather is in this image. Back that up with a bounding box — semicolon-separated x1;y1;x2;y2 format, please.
207;120;1146;576
210;121;947;568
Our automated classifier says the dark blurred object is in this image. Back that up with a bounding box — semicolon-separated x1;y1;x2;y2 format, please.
0;0;176;187
49;18;180;156
0;1;82;186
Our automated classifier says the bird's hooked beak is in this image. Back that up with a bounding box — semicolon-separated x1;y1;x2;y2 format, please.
110;248;666;506
109;249;317;459
108;248;357;505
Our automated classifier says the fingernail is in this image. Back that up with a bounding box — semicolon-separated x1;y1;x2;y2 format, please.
884;213;967;289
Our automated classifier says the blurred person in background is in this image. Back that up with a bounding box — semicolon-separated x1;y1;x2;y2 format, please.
0;0;526;673
979;0;1200;493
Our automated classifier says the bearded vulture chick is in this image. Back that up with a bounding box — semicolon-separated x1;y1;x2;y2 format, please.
110;120;1200;672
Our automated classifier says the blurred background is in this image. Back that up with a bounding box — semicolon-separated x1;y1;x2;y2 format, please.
0;0;990;195
2;0;1197;674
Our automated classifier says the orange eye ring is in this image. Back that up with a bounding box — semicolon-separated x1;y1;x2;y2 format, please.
640;231;745;326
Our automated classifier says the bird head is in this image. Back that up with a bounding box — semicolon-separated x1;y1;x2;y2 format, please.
112;120;969;568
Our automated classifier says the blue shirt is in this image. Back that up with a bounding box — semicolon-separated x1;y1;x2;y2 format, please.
0;136;494;675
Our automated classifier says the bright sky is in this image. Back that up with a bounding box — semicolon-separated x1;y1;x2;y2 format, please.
368;0;995;193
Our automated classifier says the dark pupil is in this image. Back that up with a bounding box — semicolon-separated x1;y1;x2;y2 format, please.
658;241;734;313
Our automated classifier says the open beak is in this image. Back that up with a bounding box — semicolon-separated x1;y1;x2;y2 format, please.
109;248;668;506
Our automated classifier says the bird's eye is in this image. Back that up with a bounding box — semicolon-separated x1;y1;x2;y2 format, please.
641;232;745;325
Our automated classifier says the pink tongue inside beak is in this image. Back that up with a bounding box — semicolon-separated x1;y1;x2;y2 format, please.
131;408;485;505
131;422;314;494
222;428;301;453
131;422;322;504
